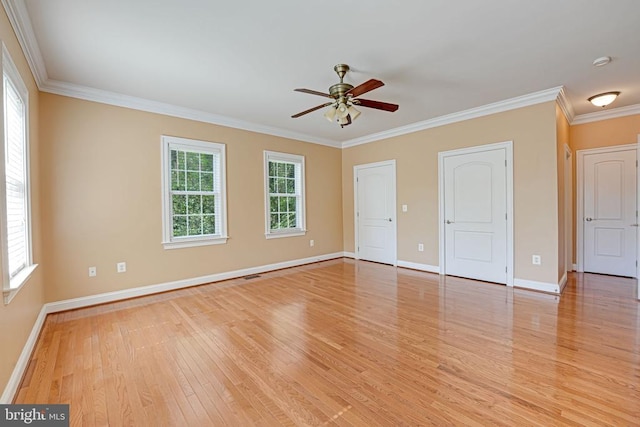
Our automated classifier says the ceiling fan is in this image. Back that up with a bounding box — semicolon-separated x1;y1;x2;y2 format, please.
291;64;399;128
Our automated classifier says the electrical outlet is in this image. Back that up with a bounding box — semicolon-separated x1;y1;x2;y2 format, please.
532;255;541;265
402;204;408;212
117;262;127;273
310;239;314;247
88;267;97;277
418;243;424;252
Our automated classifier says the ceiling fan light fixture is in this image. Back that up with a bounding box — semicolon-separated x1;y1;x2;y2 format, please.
588;91;620;107
337;102;349;119
324;105;337;122
347;105;361;121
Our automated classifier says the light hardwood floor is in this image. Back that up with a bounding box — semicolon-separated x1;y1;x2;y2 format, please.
15;259;640;425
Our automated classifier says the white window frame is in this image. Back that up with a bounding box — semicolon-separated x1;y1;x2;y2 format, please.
161;135;228;249
0;44;37;304
264;151;306;239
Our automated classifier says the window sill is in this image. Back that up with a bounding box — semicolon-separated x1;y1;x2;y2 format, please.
4;264;38;305
265;230;306;239
163;236;228;250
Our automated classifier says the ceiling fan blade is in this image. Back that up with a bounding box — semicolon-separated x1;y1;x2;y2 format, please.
291;102;333;118
355;98;399;112
294;88;333;98
346;79;384;98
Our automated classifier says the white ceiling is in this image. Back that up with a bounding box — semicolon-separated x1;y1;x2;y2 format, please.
8;0;640;146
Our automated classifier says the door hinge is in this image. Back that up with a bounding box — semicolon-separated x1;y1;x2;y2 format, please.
505;159;507;167
505;266;507;273
505;213;507;220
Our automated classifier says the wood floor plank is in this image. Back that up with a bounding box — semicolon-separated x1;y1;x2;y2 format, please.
14;259;640;425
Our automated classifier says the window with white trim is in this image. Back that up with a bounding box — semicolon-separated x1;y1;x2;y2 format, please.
264;151;306;238
161;136;227;249
1;45;36;304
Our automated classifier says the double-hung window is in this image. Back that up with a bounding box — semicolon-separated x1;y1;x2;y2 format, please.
161;136;227;249
1;45;36;304
264;151;306;238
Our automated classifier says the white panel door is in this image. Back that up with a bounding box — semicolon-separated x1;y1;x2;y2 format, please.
356;163;396;265
444;149;507;284
583;149;637;277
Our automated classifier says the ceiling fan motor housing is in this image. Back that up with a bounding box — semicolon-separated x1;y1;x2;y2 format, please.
330;64;353;101
329;83;354;100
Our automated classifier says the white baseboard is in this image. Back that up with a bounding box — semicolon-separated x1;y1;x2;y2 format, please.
1;305;48;404
513;277;561;294
558;272;568;293
397;260;440;274
1;251;346;403
47;252;345;314
572;263;577;271
343;251;356;259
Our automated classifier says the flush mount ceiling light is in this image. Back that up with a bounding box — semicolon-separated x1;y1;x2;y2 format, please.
291;64;398;128
592;56;612;67
588;91;620;107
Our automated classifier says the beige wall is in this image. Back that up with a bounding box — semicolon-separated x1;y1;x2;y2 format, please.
556;104;570;282
0;12;45;394
570;114;640;151
39;93;343;302
568;114;640;262
343;102;560;284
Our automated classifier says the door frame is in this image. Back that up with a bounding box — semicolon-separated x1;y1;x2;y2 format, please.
564;144;573;274
576;144;636;273
438;141;514;286
353;159;397;266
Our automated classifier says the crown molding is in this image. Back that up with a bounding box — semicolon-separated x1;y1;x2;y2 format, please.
342;86;564;148
571;103;640;125
1;0;47;87
41;79;340;147
556;86;575;123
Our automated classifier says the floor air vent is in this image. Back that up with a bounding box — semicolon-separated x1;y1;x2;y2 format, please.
243;274;261;280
